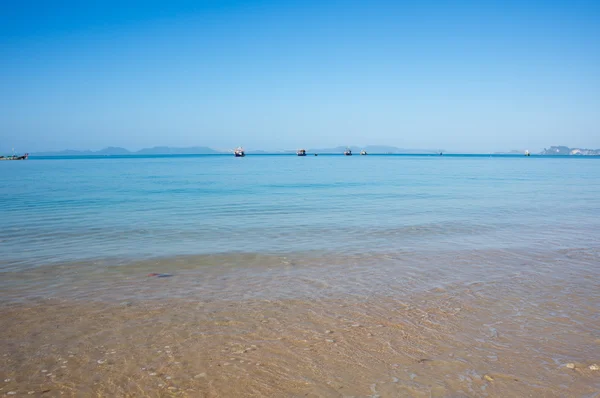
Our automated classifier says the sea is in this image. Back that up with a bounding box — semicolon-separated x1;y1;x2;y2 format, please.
2;154;599;270
1;154;599;396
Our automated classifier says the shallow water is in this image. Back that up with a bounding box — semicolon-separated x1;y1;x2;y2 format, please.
1;155;600;396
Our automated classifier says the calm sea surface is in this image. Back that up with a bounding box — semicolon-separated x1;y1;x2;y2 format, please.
1;155;599;271
2;155;600;396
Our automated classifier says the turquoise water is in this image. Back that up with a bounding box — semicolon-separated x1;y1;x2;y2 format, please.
1;155;599;270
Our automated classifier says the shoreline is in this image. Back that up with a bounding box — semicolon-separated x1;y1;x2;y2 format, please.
2;246;599;305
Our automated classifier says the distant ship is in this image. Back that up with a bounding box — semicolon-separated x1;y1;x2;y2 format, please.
360;150;367;155
525;150;530;156
234;147;245;157
297;149;307;156
0;152;28;161
344;148;352;156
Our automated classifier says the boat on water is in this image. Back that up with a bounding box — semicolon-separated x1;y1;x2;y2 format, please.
360;150;367;155
234;147;245;157
344;148;352;156
0;153;28;161
525;150;530;156
297;149;307;156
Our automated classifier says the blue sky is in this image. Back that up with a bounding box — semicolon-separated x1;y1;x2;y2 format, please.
1;0;599;152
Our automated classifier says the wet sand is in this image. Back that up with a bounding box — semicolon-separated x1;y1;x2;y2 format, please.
2;249;600;397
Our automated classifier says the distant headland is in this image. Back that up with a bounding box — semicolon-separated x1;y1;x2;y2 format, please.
539;146;600;156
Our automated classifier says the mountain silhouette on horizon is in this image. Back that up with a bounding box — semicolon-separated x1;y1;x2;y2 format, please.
31;145;440;156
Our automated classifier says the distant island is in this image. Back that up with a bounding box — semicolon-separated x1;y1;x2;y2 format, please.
32;146;221;156
27;145;600;157
540;146;600;156
31;145;440;156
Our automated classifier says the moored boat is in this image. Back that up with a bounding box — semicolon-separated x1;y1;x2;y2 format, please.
360;150;367;155
297;149;307;156
344;148;352;156
234;147;245;157
0;153;28;161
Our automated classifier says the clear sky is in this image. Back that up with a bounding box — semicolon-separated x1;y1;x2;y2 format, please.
1;0;599;153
